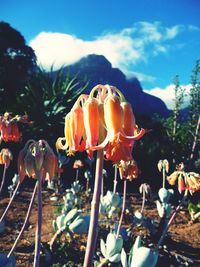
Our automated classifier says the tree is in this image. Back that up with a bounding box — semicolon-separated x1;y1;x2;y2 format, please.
0;21;37;108
161;60;200;169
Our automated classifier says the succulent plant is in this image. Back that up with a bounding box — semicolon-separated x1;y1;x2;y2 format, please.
62;187;81;214
156;188;174;218
132;211;156;235
100;190;122;218
52;208;81;231
52;208;89;235
100;232;123;263
121;236;158;267
68;214;90;234
71;180;82;194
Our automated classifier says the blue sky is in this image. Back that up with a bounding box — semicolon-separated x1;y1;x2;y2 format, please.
1;0;200;108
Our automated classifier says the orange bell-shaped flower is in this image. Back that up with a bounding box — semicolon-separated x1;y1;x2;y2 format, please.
104;93;124;139
70;104;85;150
121;101;136;136
83;97;100;147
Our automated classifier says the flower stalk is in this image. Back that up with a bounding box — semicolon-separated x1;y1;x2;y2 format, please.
0;181;20;223
33;173;43;267
7;181;38;258
113;165;118;194
116;179;127;238
83;149;104;267
140;186;146;214
0;165;7;195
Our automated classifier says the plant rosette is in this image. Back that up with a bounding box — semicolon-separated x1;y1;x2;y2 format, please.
100;232;123;263
121;236;158;267
100;190;122;217
52;208;90;235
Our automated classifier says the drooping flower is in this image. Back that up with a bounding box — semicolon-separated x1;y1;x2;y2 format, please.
56;84;146;164
18;140;58;183
167;163;200;194
0;112;32;143
89;85;145;163
0;148;13;168
56;95;88;155
118;159;139;181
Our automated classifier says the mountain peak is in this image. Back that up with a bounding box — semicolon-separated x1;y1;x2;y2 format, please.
57;54;169;117
76;54;112;69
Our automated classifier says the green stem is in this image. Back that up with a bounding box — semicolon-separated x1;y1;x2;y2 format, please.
83;149;104;267
7;181;38;258
116;179;127;238
33;174;43;267
0;165;7;195
0;181;20;223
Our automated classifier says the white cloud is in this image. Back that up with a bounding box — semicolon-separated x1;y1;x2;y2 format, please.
165;25;182;39
187;25;200;31
29;21;197;81
144;84;192;109
124;70;156;83
30;30;143;71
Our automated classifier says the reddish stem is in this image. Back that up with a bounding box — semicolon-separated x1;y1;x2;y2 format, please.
140;187;145;215
83;149;104;267
0;165;7;195
157;191;187;248
116;179;127;238
75;169;79;182
7;181;38;258
113;165;118;194
0;181;20;223
33;174;43;267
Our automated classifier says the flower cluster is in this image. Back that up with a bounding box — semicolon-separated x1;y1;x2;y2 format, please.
57;84;145;165
167;163;200;194
118;160;139;181
18;140;58;183
0;148;13;168
0;112;32;143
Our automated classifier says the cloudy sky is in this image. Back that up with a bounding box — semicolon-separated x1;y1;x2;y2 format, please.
1;0;200;108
